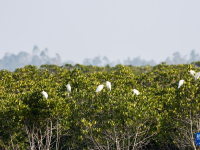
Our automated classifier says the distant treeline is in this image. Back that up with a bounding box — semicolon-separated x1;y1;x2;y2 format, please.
0;45;199;71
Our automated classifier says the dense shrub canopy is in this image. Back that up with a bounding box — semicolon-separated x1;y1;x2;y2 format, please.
0;63;200;149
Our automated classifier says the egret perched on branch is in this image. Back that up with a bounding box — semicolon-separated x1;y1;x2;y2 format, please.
105;81;111;91
189;70;195;76
96;84;104;93
133;89;139;95
178;79;184;89
195;72;200;81
41;90;48;99
66;84;71;93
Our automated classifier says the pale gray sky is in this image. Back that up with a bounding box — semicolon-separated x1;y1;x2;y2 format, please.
0;0;200;63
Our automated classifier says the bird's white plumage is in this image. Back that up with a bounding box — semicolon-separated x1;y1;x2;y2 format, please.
96;84;104;93
66;84;71;93
41;90;48;99
178;79;184;89
189;70;195;76
105;81;111;91
133;89;139;95
195;72;200;81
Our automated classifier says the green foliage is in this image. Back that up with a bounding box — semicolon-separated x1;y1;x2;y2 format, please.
0;63;200;149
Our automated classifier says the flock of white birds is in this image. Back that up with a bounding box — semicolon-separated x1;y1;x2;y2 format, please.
178;70;200;89
41;70;198;99
41;80;139;99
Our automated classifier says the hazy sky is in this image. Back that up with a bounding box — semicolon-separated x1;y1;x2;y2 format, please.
0;0;200;63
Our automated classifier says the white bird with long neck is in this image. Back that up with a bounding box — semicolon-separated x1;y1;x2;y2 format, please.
66;84;71;93
133;89;139;95
189;70;195;77
41;90;48;99
96;84;104;93
178;79;184;89
195;72;200;81
105;81;111;91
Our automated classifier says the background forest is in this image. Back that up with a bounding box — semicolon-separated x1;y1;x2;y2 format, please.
0;46;200;71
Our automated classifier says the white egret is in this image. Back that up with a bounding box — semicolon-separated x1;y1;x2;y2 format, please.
189;70;195;76
96;84;104;93
41;90;48;99
195;72;200;81
105;81;111;91
133;89;139;95
178;79;184;89
66;84;71;93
